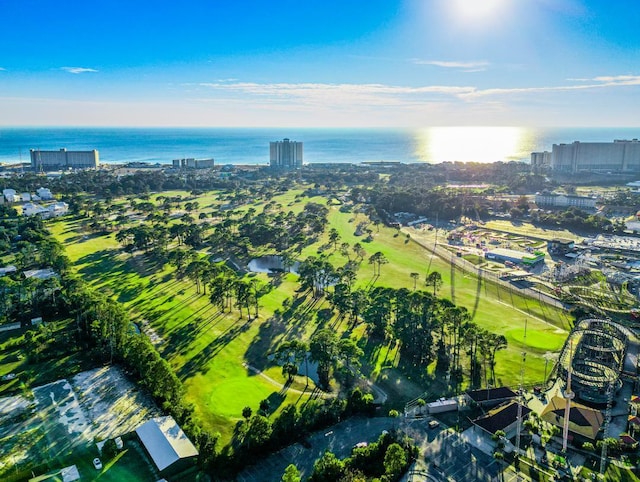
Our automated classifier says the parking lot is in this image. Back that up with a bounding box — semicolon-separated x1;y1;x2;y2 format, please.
404;422;502;482
237;414;507;482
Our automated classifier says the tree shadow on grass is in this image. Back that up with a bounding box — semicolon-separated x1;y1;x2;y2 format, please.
76;249;126;279
243;316;287;372
176;317;254;379
140;291;200;323
265;391;286;414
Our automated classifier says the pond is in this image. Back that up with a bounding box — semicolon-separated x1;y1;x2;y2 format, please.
247;255;299;274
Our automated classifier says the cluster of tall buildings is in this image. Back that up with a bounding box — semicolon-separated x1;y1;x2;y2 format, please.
532;139;640;174
27;140;304;171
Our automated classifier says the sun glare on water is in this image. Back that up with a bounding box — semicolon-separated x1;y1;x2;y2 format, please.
416;126;533;164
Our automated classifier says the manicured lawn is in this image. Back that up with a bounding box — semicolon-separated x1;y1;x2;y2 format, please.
48;188;574;442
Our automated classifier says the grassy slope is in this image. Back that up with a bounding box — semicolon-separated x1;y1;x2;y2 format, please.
50;218;313;443
49;189;573;441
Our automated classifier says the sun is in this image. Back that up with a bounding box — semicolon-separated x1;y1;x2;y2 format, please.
449;0;508;24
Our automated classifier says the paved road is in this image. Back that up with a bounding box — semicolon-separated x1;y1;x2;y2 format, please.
402;421;502;482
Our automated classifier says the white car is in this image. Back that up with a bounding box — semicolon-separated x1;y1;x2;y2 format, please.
115;436;123;450
93;458;102;470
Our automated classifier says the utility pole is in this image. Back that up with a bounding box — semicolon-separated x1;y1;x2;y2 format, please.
515;352;526;461
562;342;575;453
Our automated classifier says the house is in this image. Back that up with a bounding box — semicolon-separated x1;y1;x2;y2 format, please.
465;387;518;408
471;400;532;439
2;189;18;203
135;416;198;477
37;187;53;200
540;396;604;442
48;202;69;218
22;202;48;217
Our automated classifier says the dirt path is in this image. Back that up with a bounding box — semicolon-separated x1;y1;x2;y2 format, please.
243;363;331;398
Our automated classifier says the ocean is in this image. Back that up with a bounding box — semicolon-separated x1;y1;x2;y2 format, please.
0;126;638;166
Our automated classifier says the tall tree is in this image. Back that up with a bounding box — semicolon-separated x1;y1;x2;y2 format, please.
282;464;301;482
368;251;388;276
425;271;443;295
309;329;338;390
410;272;420;290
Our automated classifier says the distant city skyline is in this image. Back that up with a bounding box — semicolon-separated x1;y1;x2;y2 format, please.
1;0;638;127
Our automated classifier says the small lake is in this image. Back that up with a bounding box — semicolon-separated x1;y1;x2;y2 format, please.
247;255;300;274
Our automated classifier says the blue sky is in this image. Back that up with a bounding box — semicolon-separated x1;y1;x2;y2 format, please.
0;0;638;127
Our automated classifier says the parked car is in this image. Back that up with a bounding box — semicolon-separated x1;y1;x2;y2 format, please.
115;436;123;450
93;458;103;470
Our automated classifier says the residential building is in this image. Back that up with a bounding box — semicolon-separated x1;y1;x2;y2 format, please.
531;151;551;172
22;201;68;218
550;139;640;174
172;158;215;169
270;138;303;169
48;202;69;217
30;148;99;171
36;187;53;200
2;189;18;203
535;192;597;209
22;202;48;217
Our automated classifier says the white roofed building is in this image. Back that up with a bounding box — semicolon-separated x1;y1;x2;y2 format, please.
135;416;198;476
3;189;18;203
37;187;54;200
22;202;48;217
48;202;69;218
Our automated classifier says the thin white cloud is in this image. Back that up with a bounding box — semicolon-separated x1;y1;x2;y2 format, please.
61;66;98;74
462;74;640;99
193;75;640;108
413;59;490;70
199;81;474;98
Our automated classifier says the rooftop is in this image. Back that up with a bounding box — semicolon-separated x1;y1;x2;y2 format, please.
135;416;198;472
472;400;531;435
466;387;517;403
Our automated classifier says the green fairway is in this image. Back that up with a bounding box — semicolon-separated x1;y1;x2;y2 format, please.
49;187;572;443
